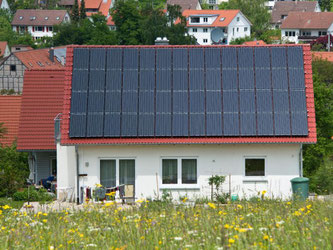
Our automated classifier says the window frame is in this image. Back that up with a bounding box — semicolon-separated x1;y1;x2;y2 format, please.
203;17;208;22
192;28;197;32
203;28;208;33
99;157;136;188
160;157;199;189
10;65;16;72
203;39;208;43
243;156;267;180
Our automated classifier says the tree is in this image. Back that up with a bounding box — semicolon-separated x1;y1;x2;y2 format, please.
80;0;87;20
219;0;270;38
0;123;7;139
318;0;331;11
71;0;80;23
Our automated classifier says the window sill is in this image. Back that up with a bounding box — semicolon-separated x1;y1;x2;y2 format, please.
243;177;268;183
160;185;200;190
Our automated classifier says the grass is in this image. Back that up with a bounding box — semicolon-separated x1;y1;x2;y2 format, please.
0;197;24;210
0;198;332;249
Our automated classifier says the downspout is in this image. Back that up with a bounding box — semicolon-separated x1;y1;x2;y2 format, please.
299;144;303;177
75;145;80;204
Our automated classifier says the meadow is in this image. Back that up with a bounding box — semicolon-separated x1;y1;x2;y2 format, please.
0;198;332;249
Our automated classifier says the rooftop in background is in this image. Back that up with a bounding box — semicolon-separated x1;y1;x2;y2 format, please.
17;70;65;151
11;9;68;26
312;51;333;62
243;40;266;46
182;9;241;27
79;0;113;17
0;95;22;147
58;0;74;6
281;11;333;29
11;44;33;53
0;41;8;57
271;1;319;25
166;0;201;12
61;45;316;145
13;47;66;70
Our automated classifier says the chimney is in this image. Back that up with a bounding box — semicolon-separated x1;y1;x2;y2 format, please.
49;47;54;62
155;37;169;45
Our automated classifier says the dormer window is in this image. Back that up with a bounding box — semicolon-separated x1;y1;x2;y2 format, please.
281;15;287;19
19;16;23;20
220;17;225;21
190;17;200;23
45;17;49;20
203;17;208;22
237;17;240;21
56;17;60;20
30;16;36;20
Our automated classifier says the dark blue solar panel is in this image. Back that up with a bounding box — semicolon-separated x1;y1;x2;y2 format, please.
239;69;254;89
173;114;188;136
190;92;204;113
272;69;288;90
206;91;221;112
287;47;304;68
189;70;204;90
240;113;256;135
290;90;306;112
288;69;305;89
223;91;238;112
189;48;204;69
254;47;270;68
291;112;308;135
73;48;89;70
157;49;171;69
72;71;89;91
222;70;237;90
238;47;253;68
71;92;87;113
156;114;172;136
157;70;171;90
173;48;187;69
104;114;120;136
271;47;286;68
87;114;103;137
205;48;221;68
275;113;291;135
222;47;237;68
156;92;171;113
122;115;137;137
106;48;122;69
138;114;154;136
222;47;237;90
207;114;222;136
140;48;155;69
190;114;205;136
240;91;255;112
255;69;270;90
206;70;221;90
223;114;239;136
88;92;104;112
256;90;272;112
123;48;138;69
273;90;289;112
257;113;274;136
69;114;86;137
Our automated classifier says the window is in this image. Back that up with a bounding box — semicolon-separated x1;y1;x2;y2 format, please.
162;158;197;185
182;159;197;184
209;0;216;4
203;17;208;22
281;15;287;20
119;159;135;185
10;65;16;72
203;39;208;43
319;31;327;36
285;31;288;36
51;158;57;176
192;28;197;32
162;159;177;184
237;28;239;32
49;26;53;32
203;28;208;32
285;31;296;37
233;28;234;35
100;160;116;187
237;17;240;22
244;27;248;32
190;17;200;23
302;31;311;36
37;26;43;32
245;159;265;176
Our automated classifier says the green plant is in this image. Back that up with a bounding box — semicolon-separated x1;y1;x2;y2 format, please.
161;189;172;203
215;193;230;204
12;186;54;202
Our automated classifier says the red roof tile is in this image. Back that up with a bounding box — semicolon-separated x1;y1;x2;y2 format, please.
12;9;69;26
107;16;114;25
0;95;22;147
79;0;112;17
281;12;333;29
243;40;266;46
0;41;8;57
312;51;333;62
60;44;316;145
17;70;65;150
14;48;65;70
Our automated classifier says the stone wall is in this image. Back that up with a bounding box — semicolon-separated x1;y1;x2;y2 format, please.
0;54;25;93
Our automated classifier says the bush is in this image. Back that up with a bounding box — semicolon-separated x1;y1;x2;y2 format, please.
12;186;54;202
309;157;333;194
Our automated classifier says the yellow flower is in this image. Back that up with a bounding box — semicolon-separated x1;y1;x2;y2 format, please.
140;236;145;240
182;197;188;203
2;205;11;210
95;183;103;188
1;226;5;230
233;235;239;239
306;204;312;209
237;204;243;209
293;211;301;216
262;190;267;195
286;201;291;205
158;241;162;245
263;235;269;240
42;219;48;223
224;224;230;229
229;238;235;244
207;202;216;209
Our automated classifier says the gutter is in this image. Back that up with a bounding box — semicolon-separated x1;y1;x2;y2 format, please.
299;144;303;177
75;145;80;204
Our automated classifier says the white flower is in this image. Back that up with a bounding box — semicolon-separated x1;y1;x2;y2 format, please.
185;245;193;248
259;227;268;231
174;237;183;241
86;244;97;247
276;220;285;225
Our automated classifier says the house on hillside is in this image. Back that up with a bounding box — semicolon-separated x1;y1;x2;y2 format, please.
0;95;21;147
0;47;66;93
271;1;320;29
56;45;316;202
0;42;10;58
11;10;70;40
281;12;333;44
166;0;201;12
11;44;33;53
312;51;333;62
182;10;251;45
0;0;10;11
80;0;113;19
58;0;75;9
17;70;65;184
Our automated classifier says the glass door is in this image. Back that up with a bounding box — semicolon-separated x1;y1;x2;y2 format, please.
119;159;135;185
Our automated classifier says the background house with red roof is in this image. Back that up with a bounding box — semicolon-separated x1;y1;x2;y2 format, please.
57;44;316;203
312;51;333;62
0;0;10;11
0;95;21;147
0;47;66;93
0;42;10;58
17;70;65;183
182;10;251;45
281;12;333;44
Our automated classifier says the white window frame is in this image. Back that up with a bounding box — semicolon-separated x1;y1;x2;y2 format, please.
243;156;267;181
244;27;248;32
203;17;208;23
203;28;208;33
98;157;136;187
160;156;199;189
192;28;197;32
203;39;208;43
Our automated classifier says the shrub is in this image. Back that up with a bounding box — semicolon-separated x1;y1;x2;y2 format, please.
310;157;333;194
12;186;54;202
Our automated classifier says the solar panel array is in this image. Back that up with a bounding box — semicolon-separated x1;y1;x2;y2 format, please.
69;46;308;138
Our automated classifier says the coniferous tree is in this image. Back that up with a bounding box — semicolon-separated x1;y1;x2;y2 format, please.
71;0;80;23
80;0;87;20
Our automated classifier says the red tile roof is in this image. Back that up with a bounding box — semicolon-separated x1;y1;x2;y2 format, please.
0;41;8;57
14;48;65;70
12;9;69;26
281;12;333;29
0;95;22;147
312;51;333;62
79;0;112;17
17;70;65;150
107;16;114;25
182;10;240;27
60;44;316;145
243;40;266;46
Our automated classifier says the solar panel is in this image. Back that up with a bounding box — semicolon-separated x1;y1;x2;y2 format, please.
257;113;274;136
240;113;256;135
275;113;291;135
223;113;239;136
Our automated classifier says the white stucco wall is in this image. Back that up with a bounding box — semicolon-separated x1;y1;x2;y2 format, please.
227;13;251;44
58;143;301;202
0;0;10;10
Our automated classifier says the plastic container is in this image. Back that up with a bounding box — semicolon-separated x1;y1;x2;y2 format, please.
290;177;309;200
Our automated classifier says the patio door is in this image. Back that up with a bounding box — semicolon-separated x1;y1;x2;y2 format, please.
100;159;135;188
119;160;135;185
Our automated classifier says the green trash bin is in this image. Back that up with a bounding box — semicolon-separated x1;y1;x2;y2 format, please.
290;177;309;200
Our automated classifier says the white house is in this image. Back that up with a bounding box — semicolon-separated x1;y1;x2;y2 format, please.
56;45;316;203
11;10;70;40
281;12;333;44
182;10;251;45
0;41;10;58
0;0;10;11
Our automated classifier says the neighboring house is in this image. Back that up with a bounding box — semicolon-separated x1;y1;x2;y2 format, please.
281;12;333;44
0;0;10;11
11;44;33;53
0;47;66;93
243;40;266;46
107;16;115;30
312;51;333;62
0;95;21;147
58;0;75;9
271;1;320;29
80;0;113;18
57;45;316;202
11;10;70;40
0;41;10;58
182;10;251;45
166;0;201;12
17;70;65;183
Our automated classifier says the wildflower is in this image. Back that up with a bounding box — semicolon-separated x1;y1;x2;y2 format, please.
174;237;183;241
306;204;312;209
140;236;145;240
228;238;235;244
95;183;103;188
293;211;301;216
42;219;48;223
224;224;230;229
233;235;239;239
286;201;291;205
86;244;97;247
49;246;54;250
182;197;188;203
263;235;269;240
237;204;243;209
158;241;162;245
2;205;11;210
262;190;267;195
208;203;216;209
